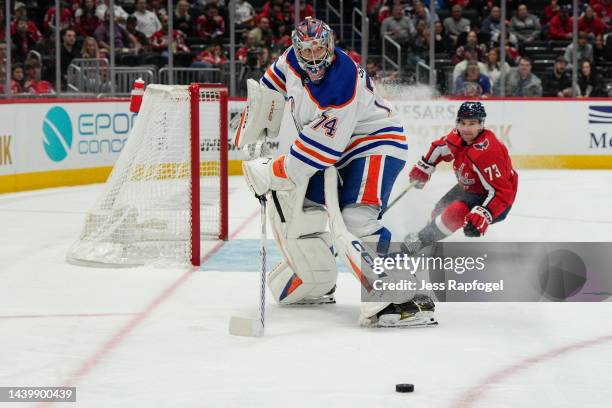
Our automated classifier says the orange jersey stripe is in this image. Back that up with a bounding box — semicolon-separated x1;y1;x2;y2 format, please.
345;134;407;151
266;67;287;93
294;140;337;164
361;155;382;205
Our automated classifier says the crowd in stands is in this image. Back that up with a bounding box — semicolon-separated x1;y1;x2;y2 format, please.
375;0;612;96
0;0;610;96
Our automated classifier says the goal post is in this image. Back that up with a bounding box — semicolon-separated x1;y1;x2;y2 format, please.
66;83;229;267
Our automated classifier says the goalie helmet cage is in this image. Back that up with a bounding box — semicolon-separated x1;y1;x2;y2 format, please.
66;83;228;267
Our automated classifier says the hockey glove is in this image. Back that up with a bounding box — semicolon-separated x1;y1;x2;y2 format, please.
463;206;493;237
243;155;295;197
408;158;436;189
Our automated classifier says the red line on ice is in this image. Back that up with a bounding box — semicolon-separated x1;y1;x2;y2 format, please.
37;208;260;408
455;333;612;408
0;313;138;319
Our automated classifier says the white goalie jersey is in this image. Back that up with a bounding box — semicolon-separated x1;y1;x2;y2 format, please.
260;47;408;184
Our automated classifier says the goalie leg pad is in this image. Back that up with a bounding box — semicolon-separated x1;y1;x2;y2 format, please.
266;184;337;304
342;204;392;256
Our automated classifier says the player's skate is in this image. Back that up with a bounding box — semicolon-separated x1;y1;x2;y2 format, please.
401;232;426;255
376;294;438;328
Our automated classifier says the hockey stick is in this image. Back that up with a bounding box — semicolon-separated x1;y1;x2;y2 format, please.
380;181;417;216
229;195;267;337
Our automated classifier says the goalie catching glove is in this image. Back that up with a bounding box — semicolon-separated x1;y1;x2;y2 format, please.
408;158;436;189
243;155;295;197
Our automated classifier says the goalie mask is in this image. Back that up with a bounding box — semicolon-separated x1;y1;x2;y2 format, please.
291;17;335;83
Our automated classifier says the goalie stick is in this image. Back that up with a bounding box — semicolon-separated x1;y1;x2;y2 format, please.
229;195;267;337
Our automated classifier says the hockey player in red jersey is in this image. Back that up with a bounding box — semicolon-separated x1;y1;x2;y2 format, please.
403;101;518;253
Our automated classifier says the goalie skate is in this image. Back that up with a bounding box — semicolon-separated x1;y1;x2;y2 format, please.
368;294;438;328
288;286;336;305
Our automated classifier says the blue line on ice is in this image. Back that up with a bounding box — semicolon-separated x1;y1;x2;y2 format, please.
202;239;349;272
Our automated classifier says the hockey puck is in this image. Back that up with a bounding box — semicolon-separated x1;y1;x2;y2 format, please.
395;383;414;393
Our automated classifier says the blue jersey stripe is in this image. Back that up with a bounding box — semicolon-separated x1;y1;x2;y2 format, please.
273;62;286;83
350;126;405;139
299;133;343;157
261;76;277;91
369;126;404;136
290;147;326;169
336;140;408;167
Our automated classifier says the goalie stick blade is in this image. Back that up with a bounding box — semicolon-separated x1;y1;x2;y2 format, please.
229;315;264;337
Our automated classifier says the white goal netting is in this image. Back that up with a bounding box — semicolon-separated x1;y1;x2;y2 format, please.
66;84;226;267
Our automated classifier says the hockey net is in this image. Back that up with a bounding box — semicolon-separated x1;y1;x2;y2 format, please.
66;84;228;267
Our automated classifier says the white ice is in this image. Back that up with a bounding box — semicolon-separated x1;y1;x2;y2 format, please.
1;170;611;408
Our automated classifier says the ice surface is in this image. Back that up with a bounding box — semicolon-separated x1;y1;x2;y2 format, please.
0;170;611;407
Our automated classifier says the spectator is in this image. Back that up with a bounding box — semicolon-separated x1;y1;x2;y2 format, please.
259;0;285;26
593;34;612;63
433;20;453;54
43;1;76;34
591;0;612;27
548;4;573;40
491;29;520;64
11;63;25;94
11;2;42;42
174;0;194;36
13;17;37;63
249;17;272;47
365;59;380;81
133;0;162;38
192;44;227;68
495;57;542;96
576;59;605;97
196;5;226;40
94;9;141;53
453;30;487;64
412;20;430;61
96;0;130;26
75;0;101;37
288;0;315;21
443;5;470;44
147;0;167;17
452;45;487;82
239;47;266;96
542;55;572;97
23;57;55;94
411;1;439;27
126;16;150;51
543;0;560;23
482;47;510;93
150;13;190;53
237;33;256;63
81;36;101;58
481;6;502;35
453;61;491;96
509;4;541;44
564;32;594;65
60;28;80;87
456;22;490;48
235;0;256;26
381;5;416;47
272;23;292;52
579;7;608;38
378;0;404;24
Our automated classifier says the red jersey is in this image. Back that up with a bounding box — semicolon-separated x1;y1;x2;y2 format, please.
423;128;518;219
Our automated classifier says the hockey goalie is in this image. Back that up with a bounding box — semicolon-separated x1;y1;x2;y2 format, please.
237;17;437;328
